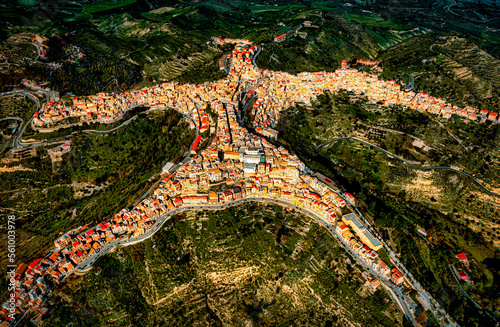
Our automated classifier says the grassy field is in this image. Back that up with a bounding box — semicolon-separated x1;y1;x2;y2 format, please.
249;5;287;13
311;1;339;10
17;0;38;6
140;6;193;21
84;0;137;14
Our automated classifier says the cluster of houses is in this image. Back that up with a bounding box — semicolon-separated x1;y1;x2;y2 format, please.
61;43;85;63
224;41;499;132
0;201;167;324
32;80;232;133
2;38;428;326
337;213;406;286
356;59;379;66
212;37;252;47
32;36;499;133
337;214;389;276
235;56;498;131
47;141;71;157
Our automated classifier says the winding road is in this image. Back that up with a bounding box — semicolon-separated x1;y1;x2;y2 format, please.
252;45;262;68
316;137;500;198
2;36;464;327
403;72;414;91
73;194;437;325
130;106;200;207
5;99;196;154
0;90;43;151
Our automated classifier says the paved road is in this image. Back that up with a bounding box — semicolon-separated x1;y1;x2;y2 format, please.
433;119;468;151
130;106;199;207
73;189;464;325
1;42;41;69
10;42;455;325
331;181;458;326
9;103;196;154
317;137;500;198
448;264;498;324
0;90;43;151
252;45;262;68
30;97;184;134
15;98;159;151
403;72;414;91
80;115;138;134
73;195;421;325
0;117;23;123
0;117;23;151
30;103;145;133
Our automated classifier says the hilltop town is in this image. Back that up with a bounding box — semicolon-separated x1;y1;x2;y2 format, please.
33;38;498;132
1;37;472;327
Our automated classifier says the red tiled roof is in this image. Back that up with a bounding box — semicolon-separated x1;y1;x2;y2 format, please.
191;135;202;151
455;251;468;261
28;258;42;268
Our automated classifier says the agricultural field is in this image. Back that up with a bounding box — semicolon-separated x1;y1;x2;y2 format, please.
342;13;412;30
83;0;137;14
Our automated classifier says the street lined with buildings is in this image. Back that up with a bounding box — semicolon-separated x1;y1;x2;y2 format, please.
2;37;462;327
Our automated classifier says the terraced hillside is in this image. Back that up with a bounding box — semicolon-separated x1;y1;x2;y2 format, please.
379;35;500;111
47;204;402;327
254;12;430;73
0;110;195;301
95;12;230;84
276;94;500;326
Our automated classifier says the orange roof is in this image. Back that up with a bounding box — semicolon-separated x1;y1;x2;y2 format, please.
48;252;59;261
392;268;404;279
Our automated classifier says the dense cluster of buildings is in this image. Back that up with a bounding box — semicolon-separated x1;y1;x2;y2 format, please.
1;102;354;325
33;36;498;131
33;81;228;131
336;213;392;279
241;58;499;131
212;37;252;47
3;37;457;325
337;213;408;287
356;59;379;66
